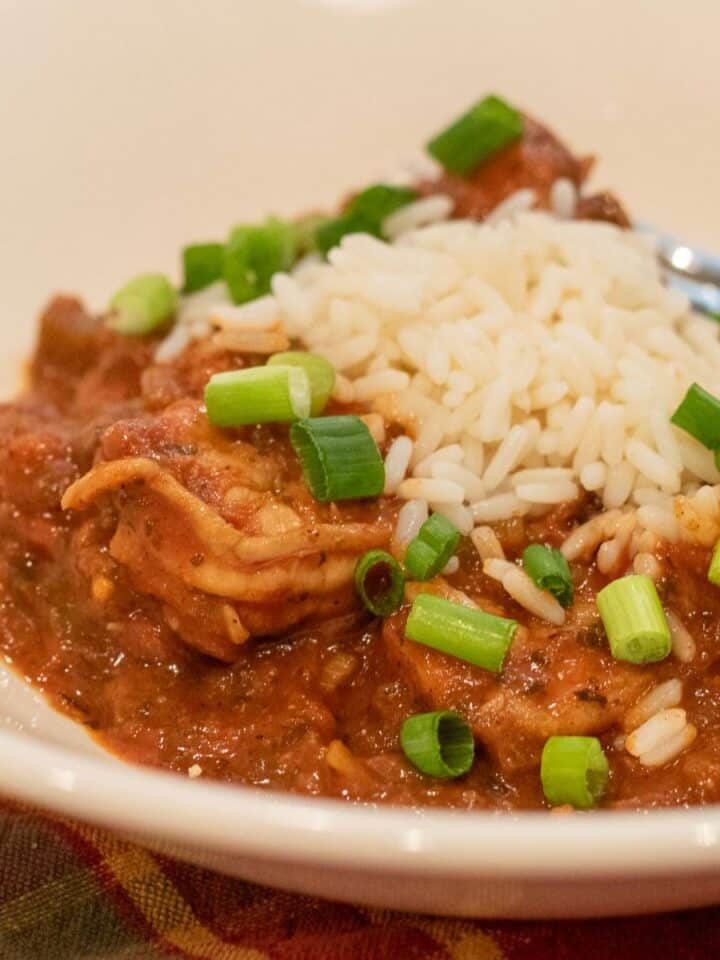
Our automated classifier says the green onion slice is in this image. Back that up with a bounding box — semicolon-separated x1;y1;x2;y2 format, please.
670;382;720;450
108;273;177;335
315;184;417;256
354;549;405;617
223;217;296;305
708;541;720;586
267;351;335;416
294;214;325;257
522;544;574;608
404;513;460;581
289;416;385;502
400;711;475;779
405;593;517;674
204;365;310;427
427;95;524;176
182;242;224;294
596;574;671;664
541;735;609;809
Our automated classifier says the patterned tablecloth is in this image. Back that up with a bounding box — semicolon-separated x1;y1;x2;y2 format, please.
0;800;719;959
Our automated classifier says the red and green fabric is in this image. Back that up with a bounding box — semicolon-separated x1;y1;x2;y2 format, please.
0;800;718;958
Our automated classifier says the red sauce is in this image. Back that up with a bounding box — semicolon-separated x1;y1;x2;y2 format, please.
4;119;706;814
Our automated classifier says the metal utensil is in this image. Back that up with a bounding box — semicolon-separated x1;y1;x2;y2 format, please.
636;221;720;318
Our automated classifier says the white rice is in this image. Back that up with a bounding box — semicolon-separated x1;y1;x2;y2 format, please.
393;499;428;545
625;708;688;757
665;610;697;663
159;188;720;545
624;679;683;732
383;435;413;494
471;525;505;561
637;723;697;767
482;558;565;625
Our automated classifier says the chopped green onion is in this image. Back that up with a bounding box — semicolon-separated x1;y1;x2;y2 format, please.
267;351;335;416
204;365;310;427
182;243;224;294
540;736;609;810
427;95;524;176
400;711;474;779
289;416;385;502
522;544;574;608
315;184;417;256
108;273;177;335
315;217;355;257
294;214;324;257
708;541;720;585
223;217;296;305
347;184;417;227
405;593;517;673
404;514;460;581
596;574;671;664
670;382;720;450
354;549;405;616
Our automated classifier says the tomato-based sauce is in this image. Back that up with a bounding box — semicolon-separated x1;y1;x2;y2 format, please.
3;118;717;813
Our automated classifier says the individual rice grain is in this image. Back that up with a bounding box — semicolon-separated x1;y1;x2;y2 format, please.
394;499;428;544
482;426;530;493
383;435;413;494
471;526;505;561
665;610;696;663
596;513;636;574
413;444;465;476
430;462;486;501
397;477;465;504
471;493;528;523
625;438;681;493
638;723;697;767
501;566;566;625
624;679;683;732
353;369;411;401
632;552;662;581
550;177;577;219
603;462;636;508
430;502;474;535
515;479;579;504
382;194;454;240
580;461;607;492
625;708;688;757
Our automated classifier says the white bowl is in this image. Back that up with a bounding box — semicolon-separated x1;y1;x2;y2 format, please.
3;0;720;918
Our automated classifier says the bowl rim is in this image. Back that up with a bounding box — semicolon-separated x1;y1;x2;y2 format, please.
3;727;720;877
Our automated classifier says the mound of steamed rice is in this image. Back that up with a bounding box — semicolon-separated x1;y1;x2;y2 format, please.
167;200;720;548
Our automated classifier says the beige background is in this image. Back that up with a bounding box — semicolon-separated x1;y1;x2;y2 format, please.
0;0;718;382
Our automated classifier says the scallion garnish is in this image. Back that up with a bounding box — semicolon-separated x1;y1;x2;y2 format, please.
540;736;609;810
289;416;385;502
315;184;417;256
267;351;335;416
108;273;177;335
427;95;524;176
400;711;474;779
596;574;671;664
223;217;296;305
404;513;460;581
182;243;224;294
354;549;405;617
670;382;720;451
405;593;517;673
348;184;418;229
204;365;310;427
708;541;720;585
522;544;573;608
